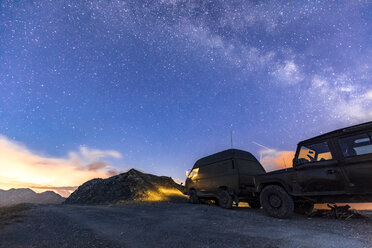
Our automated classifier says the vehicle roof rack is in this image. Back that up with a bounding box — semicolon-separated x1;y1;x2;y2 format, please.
193;149;258;168
299;121;372;145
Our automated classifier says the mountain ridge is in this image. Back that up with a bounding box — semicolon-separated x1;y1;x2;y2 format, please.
0;188;65;206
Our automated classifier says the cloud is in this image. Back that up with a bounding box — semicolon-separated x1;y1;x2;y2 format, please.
177;21;278;74
177;21;298;84
272;60;304;85
0;135;122;197
68;146;122;173
365;90;372;100
310;74;372;124
312;75;328;89
259;148;295;172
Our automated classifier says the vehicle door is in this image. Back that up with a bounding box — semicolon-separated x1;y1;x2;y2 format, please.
197;164;214;193
213;159;238;191
337;132;372;193
293;141;348;195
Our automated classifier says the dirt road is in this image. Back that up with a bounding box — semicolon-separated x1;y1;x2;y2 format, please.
0;203;371;248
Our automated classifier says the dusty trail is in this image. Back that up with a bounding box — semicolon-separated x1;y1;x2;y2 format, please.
0;203;371;248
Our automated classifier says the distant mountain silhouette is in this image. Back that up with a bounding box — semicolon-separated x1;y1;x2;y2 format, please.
65;169;186;205
0;188;65;206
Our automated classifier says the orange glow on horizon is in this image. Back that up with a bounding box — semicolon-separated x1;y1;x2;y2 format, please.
261;150;295;171
0;135;121;198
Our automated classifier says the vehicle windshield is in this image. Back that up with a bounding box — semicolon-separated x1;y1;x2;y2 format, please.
297;142;333;165
187;168;199;180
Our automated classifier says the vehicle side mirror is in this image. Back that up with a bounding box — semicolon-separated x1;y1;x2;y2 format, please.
185;171;189;177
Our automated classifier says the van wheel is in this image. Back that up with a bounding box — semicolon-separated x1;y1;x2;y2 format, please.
248;200;261;209
260;185;294;218
218;190;233;209
294;202;314;215
189;190;199;204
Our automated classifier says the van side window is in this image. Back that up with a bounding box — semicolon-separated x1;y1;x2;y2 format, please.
338;133;372;157
298;142;333;165
212;160;233;175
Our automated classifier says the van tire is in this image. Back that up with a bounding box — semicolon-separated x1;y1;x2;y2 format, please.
218;190;233;209
260;185;294;218
294;202;314;215
189;190;199;204
248;200;261;209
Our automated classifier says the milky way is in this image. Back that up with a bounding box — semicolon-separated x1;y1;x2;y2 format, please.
0;0;372;180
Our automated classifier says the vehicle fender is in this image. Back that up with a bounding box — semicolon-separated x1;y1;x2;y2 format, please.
256;179;293;195
217;186;235;196
187;187;196;195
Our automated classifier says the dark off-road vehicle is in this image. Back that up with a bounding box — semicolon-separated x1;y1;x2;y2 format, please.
186;121;372;218
185;149;266;209
255;121;372;218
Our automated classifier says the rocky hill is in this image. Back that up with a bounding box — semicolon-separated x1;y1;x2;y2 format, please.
65;169;186;205
0;188;65;206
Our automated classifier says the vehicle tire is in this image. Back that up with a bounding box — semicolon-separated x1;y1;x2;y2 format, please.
218;190;233;209
260;185;294;219
248;200;261;209
189;190;199;204
294;202;314;215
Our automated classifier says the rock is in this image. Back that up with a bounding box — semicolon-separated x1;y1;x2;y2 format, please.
65;169;186;205
309;204;365;219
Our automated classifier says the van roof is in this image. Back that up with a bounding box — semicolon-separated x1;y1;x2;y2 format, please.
299;121;372;145
193;149;259;169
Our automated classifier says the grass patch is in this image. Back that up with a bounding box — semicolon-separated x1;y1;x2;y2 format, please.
0;203;31;223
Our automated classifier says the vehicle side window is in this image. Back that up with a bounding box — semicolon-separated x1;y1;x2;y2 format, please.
213;160;232;175
338;133;372;157
298;142;333;165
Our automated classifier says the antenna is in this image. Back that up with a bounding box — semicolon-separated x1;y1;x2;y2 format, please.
230;130;233;148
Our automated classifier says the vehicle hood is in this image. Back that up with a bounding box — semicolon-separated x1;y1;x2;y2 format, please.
257;167;295;177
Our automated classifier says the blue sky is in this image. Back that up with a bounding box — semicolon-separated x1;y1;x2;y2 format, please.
0;0;372;186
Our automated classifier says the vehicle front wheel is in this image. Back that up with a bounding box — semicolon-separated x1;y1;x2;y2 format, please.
189;190;199;204
260;185;294;218
248;200;261;209
294;202;314;215
218;190;233;209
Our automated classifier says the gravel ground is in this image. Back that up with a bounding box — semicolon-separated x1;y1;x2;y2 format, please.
0;203;372;248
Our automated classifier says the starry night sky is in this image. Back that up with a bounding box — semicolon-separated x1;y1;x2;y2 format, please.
1;0;372;182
